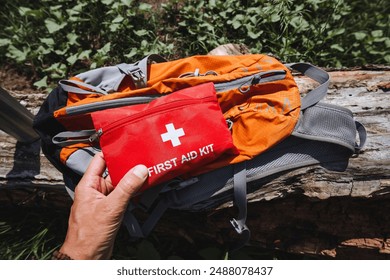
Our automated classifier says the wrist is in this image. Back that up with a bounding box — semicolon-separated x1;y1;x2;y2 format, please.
59;240;93;260
52;250;73;260
59;235;113;260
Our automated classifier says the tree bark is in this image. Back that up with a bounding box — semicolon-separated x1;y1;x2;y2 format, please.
0;63;389;259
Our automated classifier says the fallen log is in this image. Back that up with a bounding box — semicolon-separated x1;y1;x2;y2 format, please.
0;62;389;259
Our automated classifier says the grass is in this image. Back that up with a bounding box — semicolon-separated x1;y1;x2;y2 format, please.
0;206;315;260
0;207;68;260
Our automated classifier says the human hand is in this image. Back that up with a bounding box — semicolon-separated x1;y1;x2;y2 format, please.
59;152;148;260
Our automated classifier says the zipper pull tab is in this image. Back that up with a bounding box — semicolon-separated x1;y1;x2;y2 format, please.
89;128;103;143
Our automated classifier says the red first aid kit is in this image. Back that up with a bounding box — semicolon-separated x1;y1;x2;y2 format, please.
91;82;239;191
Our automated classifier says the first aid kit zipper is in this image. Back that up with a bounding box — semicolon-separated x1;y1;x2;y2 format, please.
65;70;286;116
93;95;216;141
66;96;157;116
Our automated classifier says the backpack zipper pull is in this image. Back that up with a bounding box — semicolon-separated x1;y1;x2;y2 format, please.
89;128;103;143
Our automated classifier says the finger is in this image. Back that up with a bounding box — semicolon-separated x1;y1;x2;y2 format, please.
78;152;106;187
107;165;148;209
85;152;106;176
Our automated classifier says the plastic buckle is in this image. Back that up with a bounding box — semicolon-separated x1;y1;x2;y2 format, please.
230;218;248;234
128;68;146;88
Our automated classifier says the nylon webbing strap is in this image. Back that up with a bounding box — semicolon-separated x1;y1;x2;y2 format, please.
123;193;169;239
355;121;367;153
230;161;250;250
123;206;145;238
59;79;108;95
117;54;166;89
52;129;96;147
141;199;169;236
286;63;330;110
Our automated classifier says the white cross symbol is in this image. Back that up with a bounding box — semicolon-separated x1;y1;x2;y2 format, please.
160;123;185;147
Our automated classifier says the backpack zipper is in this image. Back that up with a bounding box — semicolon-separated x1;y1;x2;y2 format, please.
214;70;286;93
65;70;286;116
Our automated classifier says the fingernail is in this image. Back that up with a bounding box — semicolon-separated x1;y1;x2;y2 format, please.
132;165;148;180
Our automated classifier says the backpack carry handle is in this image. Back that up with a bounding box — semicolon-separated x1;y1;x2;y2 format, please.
59;54;167;95
117;54;167;88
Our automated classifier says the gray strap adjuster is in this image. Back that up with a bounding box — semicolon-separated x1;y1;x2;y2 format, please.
230;218;249;234
128;67;147;88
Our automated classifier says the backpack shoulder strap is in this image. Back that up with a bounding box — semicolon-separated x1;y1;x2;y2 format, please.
292;102;367;153
125;102;366;249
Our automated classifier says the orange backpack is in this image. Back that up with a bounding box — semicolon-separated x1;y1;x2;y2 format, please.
37;54;329;184
34;54;366;246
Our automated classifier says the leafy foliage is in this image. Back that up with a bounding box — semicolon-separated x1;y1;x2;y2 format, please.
163;0;389;67
0;0;174;87
0;0;388;89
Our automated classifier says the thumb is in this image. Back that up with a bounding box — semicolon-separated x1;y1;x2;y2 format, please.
107;165;148;209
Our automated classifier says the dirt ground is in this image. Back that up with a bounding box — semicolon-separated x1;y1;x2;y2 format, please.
0;66;40;92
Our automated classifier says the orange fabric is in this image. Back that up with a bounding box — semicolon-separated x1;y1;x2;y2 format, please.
56;54;301;171
59;143;92;165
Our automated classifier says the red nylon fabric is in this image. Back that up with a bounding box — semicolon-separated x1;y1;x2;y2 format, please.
92;83;238;191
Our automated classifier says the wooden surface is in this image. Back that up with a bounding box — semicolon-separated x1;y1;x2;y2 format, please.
151;69;390;259
0;63;389;259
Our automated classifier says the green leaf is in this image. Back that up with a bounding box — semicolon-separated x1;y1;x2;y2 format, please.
248;30;262;39
33;76;48;89
270;14;280;22
231;20;242;29
78;50;92;60
50;5;64;20
139;3;152;11
112;15;124;23
45;63;67;79
124;47;138;58
109;24;120;32
385;38;390;49
134;29;149;36
371;30;383;37
18;7;31;16
353;32;367;40
0;38;11;47
121;0;133;6
45;18;67;34
40;38;55;46
36;46;51;55
329;28;346;37
66;53;78;65
66;34;79;46
330;44;344;52
7;45;28;62
100;42;111;54
101;0;115;5
55;48;68;55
